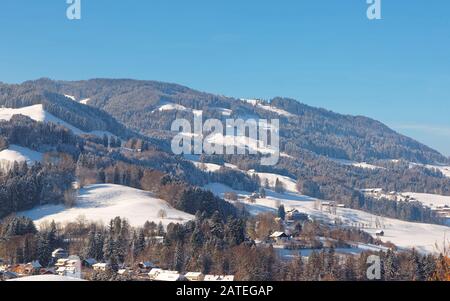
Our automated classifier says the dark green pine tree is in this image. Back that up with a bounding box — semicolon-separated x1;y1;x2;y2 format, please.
209;211;224;240
173;242;185;272
135;229;146;254
278;205;286;221
384;250;399;281
37;233;52;267
84;229;97;259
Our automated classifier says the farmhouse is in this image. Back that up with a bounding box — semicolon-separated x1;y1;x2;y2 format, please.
52;248;69;260
375;230;385;237
185;272;204;281
204;275;235;281
92;263;109;272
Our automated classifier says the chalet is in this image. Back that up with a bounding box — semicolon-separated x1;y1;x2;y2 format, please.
82;258;97;267
52;248;69;260
286;209;309;221
138;261;156;270
375;230;385;237
185;272;204;281
270;231;289;244
118;269;130;276
204;275;235;281
154;272;185;281
0;270;18;280
148;268;184;281
92;263;109;272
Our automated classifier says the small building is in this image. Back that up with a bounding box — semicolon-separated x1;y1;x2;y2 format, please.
83;258;97;267
52;248;69;260
270;231;289;244
92;263;109;272
204;275;235;281
155;272;185;281
185;272;204;281
118;269;130;276
0;270;18;280
375;230;385;237
148;268;183;281
138;261;156;270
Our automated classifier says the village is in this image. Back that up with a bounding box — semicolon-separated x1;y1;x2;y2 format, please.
0;246;235;281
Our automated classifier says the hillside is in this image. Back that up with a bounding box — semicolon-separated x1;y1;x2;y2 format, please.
19;184;194;228
7;78;446;164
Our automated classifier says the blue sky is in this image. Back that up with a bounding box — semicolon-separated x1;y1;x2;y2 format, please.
1;1;449;155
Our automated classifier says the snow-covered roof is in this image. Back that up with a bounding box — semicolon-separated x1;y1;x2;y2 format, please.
204;275;235;281
185;272;203;277
270;231;288;238
154;273;184;281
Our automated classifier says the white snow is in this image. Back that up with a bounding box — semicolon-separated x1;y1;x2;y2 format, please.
239;99;293;117
329;158;384;170
204;133;278;155
214;107;233;116
257;104;293;117
153;102;203;117
19;184;194;228
0;105;114;138
64;94;77;101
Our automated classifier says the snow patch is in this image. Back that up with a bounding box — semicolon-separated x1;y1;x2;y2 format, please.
0;105;114;138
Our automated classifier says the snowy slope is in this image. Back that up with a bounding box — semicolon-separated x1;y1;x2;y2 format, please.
401;192;450;209
19;184;194;228
80;98;91;105
240;98;293;117
204;175;450;254
0;145;44;170
0;145;43;164
0;105;114;138
410;162;450;179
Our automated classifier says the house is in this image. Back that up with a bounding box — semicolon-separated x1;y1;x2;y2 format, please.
375;230;385;237
154;272;185;281
92;263;109;272
270;231;289;244
0;270;18;280
148;268;184;281
286;209;309;221
52;248;69;259
185;272;204;281
138;261;156;270
118;269;130;276
204;275;235;281
27;261;42;271
82;258;97;267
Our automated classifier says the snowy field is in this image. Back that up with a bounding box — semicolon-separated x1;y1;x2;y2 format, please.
0;145;44;170
19;184;194;228
0;104;114;138
401;192;450;208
